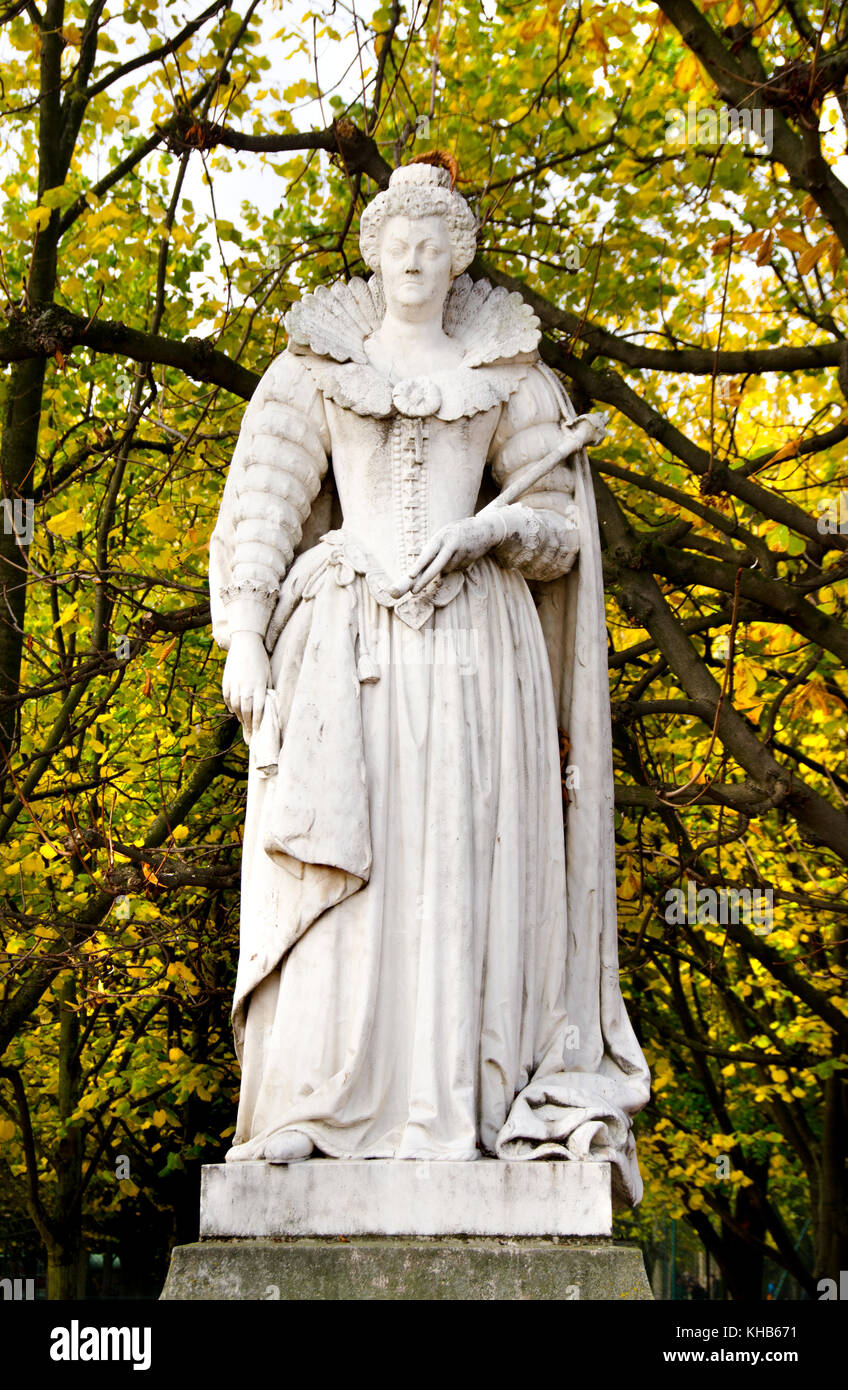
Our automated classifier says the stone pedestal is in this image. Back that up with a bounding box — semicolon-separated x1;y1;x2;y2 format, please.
162;1237;651;1301
162;1160;652;1300
200;1158;612;1238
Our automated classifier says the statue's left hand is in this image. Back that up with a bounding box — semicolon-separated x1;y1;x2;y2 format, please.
401;513;506;596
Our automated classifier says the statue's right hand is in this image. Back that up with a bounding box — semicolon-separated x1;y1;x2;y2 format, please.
222;631;271;738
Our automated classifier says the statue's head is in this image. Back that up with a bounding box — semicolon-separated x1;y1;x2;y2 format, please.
359;154;478;317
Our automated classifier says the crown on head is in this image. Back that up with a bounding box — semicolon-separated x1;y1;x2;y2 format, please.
359;151;477;277
389;163;452;191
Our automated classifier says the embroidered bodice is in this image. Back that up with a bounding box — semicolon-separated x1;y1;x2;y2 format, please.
209;274;581;649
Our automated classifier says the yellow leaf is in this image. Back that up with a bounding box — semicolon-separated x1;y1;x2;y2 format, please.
756;231;773;265
797;241;828;275
768;437;802;464
674;52;700;92
590;20;609;60
520;14;547;40
283;78;311;101
48;507;85;538
776;227;809;255
143;507;179;541
40;184;77;210
788;678;835;720
619;870;640;899
57;599;79;626
738;230;763;252
0;1118;15;1140
26;205;51;232
153;1109;167;1127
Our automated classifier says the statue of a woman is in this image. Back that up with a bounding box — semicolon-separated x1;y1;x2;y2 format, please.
209;155;650;1205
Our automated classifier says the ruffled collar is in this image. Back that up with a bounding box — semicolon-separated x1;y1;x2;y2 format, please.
284;273;541;422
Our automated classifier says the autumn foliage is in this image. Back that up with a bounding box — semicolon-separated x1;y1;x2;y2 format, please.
0;0;846;1299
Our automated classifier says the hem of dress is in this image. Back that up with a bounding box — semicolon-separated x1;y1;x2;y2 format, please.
226;1130;481;1163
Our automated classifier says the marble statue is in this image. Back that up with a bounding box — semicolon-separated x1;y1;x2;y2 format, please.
208;154;650;1205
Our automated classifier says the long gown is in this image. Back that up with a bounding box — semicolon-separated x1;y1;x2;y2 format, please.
208;274;650;1203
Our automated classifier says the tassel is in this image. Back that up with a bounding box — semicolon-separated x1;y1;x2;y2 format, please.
355;568;381;682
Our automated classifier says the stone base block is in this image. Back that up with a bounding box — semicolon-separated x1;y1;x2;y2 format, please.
162;1238;652;1301
200;1159;612;1238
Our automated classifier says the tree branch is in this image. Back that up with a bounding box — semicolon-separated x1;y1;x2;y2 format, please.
163;112;393;189
656;0;848;250
596;473;848;862
0;302;259;399
85;0;229;99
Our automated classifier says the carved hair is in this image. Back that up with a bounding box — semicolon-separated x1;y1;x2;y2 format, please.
359;152;478;278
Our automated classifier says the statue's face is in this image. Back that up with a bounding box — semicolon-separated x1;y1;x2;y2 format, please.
378;215;453;317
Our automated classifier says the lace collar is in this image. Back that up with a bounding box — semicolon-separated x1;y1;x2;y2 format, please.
284;273;541;421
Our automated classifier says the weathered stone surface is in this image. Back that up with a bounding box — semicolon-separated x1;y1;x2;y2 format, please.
209;158;650;1199
161;1238;652;1301
200;1159;613;1239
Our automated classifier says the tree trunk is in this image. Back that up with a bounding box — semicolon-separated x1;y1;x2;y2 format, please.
0;356;48;794
0;0;64;795
815;1075;848;1285
718;1186;767;1301
48;975;84;1301
45;1241;86;1300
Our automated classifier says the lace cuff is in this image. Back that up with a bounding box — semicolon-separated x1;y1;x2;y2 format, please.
492;502;579;582
218;579;280;636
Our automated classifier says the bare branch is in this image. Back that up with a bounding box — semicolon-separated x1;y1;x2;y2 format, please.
85;0;230;99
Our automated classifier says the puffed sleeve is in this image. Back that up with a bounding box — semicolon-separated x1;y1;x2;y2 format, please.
209;351;330;648
487;364;580;582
